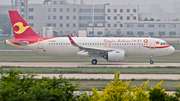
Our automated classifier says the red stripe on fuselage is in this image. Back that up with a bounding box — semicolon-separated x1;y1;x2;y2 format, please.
143;45;171;49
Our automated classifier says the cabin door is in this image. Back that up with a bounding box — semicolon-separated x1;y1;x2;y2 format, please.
38;39;43;49
149;39;155;49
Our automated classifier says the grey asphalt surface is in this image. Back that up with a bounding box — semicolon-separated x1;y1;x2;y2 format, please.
34;74;180;80
1;62;180;67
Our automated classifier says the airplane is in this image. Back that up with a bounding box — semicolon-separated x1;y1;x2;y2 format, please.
5;10;175;65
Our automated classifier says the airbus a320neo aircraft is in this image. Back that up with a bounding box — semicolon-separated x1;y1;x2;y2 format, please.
6;11;175;65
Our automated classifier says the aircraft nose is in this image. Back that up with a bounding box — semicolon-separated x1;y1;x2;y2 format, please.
169;46;175;54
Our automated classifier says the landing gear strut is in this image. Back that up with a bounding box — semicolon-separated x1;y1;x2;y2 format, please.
91;59;97;65
150;56;154;64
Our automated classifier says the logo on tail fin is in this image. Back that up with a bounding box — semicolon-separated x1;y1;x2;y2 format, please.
13;22;30;34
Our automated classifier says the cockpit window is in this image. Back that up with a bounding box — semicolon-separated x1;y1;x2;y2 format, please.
160;43;168;45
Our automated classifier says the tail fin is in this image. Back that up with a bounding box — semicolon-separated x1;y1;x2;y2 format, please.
9;10;41;39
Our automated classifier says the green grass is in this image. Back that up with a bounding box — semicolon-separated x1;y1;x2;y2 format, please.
1;66;180;74
0;41;22;49
167;41;180;49
125;51;180;63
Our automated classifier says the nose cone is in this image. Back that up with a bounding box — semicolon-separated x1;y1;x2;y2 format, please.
169;46;175;54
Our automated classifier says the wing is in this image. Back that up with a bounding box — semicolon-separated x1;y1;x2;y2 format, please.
67;35;117;57
70;33;74;37
67;35;113;52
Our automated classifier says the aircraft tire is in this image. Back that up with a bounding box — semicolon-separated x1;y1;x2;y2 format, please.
150;61;154;65
91;59;97;65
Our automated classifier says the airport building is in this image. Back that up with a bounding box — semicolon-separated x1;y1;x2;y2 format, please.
124;21;180;37
26;0;139;37
104;5;139;36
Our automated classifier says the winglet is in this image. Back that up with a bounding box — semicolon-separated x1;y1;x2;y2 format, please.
70;33;74;37
67;35;77;46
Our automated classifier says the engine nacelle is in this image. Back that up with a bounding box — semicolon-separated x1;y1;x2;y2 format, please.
106;51;124;62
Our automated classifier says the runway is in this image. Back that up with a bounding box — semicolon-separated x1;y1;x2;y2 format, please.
34;74;180;80
36;74;180;80
1;62;180;67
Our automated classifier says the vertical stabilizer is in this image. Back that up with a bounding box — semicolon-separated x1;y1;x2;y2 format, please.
9;10;41;39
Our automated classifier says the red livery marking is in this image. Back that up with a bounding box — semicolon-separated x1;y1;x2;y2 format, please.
143;39;148;43
104;39;116;43
70;33;74;37
117;39;130;42
143;45;171;49
67;35;76;45
156;41;160;44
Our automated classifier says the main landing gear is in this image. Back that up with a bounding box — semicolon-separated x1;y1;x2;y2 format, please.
91;59;97;65
150;56;154;65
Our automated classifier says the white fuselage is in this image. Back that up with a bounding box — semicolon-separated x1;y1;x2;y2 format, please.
12;37;175;57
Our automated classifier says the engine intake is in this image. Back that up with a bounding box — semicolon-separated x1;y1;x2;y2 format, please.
105;51;124;62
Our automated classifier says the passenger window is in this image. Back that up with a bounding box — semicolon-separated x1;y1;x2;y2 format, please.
102;43;104;45
92;43;94;45
97;43;99;45
49;43;50;45
117;43;119;45
99;43;101;45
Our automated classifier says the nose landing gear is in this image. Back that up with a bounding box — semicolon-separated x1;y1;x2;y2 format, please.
91;59;97;65
150;56;154;64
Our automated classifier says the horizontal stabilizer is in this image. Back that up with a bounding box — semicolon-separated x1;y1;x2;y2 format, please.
8;40;29;46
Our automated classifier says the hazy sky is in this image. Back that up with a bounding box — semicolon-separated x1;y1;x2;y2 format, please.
1;0;179;12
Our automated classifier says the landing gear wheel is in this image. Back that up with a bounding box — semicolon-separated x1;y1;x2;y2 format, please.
150;61;154;64
91;59;97;65
149;56;154;65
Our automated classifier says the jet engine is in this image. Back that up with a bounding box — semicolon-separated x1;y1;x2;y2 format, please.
104;51;124;62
